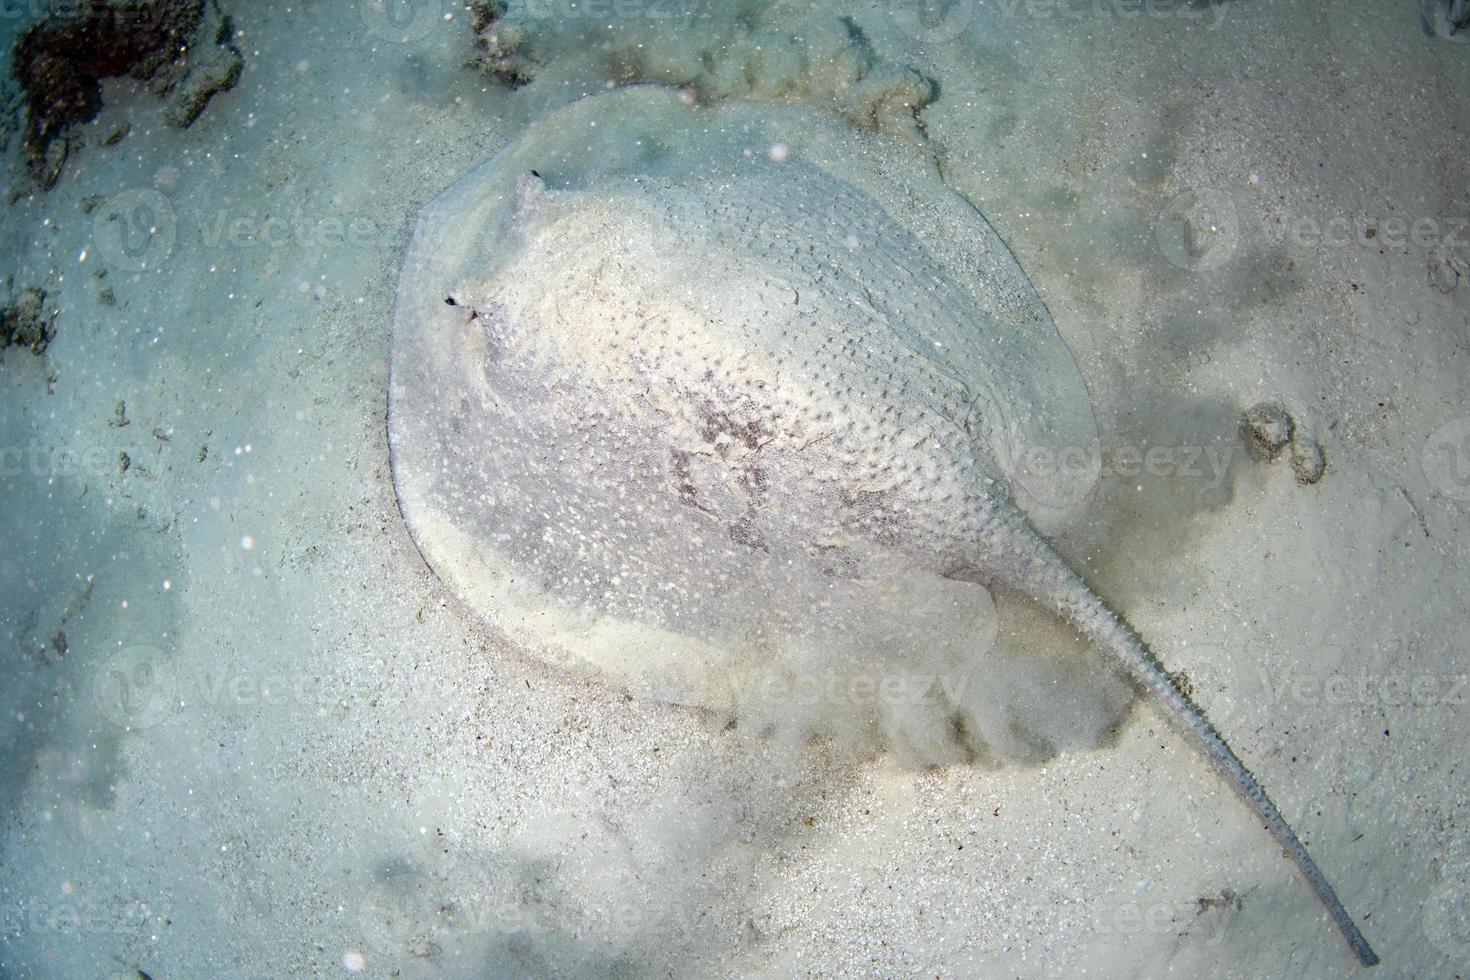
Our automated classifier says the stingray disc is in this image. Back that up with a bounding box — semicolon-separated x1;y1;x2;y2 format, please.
388;85;1098;708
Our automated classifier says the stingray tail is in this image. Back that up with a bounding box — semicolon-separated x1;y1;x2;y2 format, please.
1022;549;1379;967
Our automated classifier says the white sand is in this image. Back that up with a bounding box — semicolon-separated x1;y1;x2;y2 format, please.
0;1;1466;976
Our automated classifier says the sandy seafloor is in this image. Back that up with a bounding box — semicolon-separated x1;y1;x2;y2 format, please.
0;0;1468;977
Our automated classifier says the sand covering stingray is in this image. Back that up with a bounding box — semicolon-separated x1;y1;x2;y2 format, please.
387;85;1104;747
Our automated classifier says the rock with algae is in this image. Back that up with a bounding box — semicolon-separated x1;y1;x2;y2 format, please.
9;0;242;187
1242;400;1328;485
1;286;56;355
468;2;934;139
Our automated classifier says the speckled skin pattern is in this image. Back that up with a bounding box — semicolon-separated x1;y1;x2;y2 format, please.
390;88;1100;699
442;168;1024;633
388;87;1376;965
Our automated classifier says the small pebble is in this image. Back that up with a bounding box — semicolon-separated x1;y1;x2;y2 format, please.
1241;402;1293;461
1428;253;1461;294
1290;435;1327;485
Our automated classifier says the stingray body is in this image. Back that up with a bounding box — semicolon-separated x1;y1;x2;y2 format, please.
388;86;1377;965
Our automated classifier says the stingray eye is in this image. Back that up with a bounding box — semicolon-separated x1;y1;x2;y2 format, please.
445;294;484;326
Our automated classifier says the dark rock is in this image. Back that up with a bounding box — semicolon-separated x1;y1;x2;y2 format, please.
1290;435;1327;485
164;44;242;128
0;286;57;354
1428;252;1462;293
159;0;243;127
468;0;534;88
1241;401;1293;462
10;0;243;187
1242;400;1329;486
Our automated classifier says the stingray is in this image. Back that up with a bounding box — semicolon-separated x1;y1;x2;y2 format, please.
387;85;1378;966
